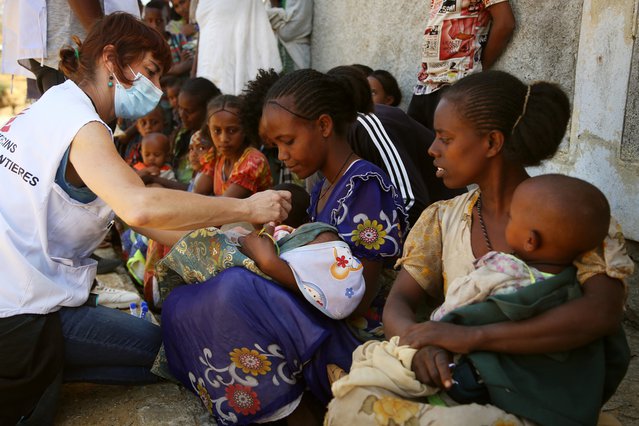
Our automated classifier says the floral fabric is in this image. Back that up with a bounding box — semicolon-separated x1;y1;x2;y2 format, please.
310;159;409;339
430;251;551;321
202;147;272;195
154;227;269;306
310;159;407;262
326;336;535;426
162;159;407;423
161;268;360;424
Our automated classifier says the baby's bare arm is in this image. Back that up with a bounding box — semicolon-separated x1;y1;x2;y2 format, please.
239;229;298;291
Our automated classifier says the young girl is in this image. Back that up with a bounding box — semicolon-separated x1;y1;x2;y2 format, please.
367;69;402;107
172;77;220;184
161;69;409;424
186;125;214;192
194;95;272;197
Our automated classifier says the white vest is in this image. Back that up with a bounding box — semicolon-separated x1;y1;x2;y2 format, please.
0;80;114;316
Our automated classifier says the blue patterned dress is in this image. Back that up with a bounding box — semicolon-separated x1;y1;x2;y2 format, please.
161;159;408;424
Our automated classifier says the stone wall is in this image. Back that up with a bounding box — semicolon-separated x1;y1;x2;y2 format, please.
311;0;639;240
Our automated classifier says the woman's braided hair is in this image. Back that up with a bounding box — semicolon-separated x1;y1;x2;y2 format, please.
264;69;358;136
441;70;570;167
326;65;374;114
239;68;282;146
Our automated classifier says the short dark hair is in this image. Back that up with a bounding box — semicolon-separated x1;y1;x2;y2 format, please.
327;65;374;114
351;63;374;76
145;0;166;11
180;77;221;110
160;74;185;91
441;70;570;167
370;69;402;106
520;174;610;255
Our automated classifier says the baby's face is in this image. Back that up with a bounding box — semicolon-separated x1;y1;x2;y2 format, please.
141;135;169;168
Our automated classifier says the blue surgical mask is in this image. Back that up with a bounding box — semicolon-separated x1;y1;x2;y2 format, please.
113;66;163;119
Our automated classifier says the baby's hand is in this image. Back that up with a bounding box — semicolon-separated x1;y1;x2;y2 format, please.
239;225;279;267
145;165;161;176
135;166;160;177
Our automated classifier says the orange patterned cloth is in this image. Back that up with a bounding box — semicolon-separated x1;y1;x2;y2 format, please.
202;147;272;195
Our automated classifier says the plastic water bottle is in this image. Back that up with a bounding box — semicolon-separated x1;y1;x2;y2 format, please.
139;303;149;321
129;302;138;316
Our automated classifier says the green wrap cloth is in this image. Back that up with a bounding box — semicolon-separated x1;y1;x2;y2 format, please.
441;266;630;426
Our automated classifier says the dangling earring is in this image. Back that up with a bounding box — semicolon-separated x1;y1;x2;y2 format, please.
108;75;114;88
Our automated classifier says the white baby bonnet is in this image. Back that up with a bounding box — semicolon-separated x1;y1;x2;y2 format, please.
280;240;365;320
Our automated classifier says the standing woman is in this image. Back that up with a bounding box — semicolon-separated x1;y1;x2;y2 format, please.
0;13;290;425
161;69;409;424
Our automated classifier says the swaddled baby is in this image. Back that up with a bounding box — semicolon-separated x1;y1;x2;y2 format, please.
156;221;365;319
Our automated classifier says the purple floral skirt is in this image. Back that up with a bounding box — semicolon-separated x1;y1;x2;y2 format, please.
162;267;360;424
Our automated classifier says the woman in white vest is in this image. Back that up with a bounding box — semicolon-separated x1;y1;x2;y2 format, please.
0;13;290;425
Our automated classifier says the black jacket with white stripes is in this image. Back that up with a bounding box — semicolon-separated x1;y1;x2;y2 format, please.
348;104;465;227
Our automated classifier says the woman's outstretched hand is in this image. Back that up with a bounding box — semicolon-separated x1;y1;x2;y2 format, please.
245;190;292;224
400;321;477;355
411;345;454;389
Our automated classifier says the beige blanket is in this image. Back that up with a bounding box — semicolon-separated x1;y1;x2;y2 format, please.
325;337;534;426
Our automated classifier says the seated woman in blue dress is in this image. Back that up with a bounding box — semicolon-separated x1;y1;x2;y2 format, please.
161;69;409;424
